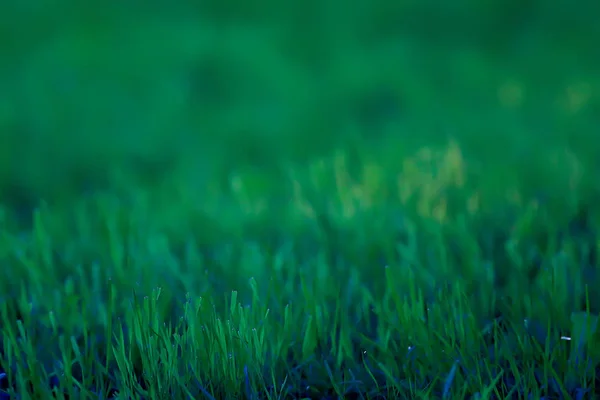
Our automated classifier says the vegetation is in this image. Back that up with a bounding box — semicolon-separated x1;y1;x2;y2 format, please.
1;1;599;399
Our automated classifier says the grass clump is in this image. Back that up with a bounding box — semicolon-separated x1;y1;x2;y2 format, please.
1;141;600;399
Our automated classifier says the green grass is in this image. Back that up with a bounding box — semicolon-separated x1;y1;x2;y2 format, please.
2;142;600;399
2;1;600;399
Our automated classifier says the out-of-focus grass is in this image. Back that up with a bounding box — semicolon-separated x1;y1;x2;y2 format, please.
1;1;600;398
1;0;599;215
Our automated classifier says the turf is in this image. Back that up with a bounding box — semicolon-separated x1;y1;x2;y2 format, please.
2;144;600;399
1;1;600;399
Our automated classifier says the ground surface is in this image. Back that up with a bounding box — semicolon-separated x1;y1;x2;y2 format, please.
1;1;600;399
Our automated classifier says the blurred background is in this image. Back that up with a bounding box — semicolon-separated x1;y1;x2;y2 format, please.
1;0;599;226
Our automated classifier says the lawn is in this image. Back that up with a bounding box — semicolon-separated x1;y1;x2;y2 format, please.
1;1;600;399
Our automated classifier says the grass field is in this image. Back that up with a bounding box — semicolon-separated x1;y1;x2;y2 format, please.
1;1;600;399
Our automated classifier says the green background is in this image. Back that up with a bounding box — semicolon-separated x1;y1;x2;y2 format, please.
1;0;599;222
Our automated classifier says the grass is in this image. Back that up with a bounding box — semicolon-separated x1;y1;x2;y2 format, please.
2;140;600;399
2;2;600;399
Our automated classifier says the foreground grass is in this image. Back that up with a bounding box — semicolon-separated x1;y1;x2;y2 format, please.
1;142;600;399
